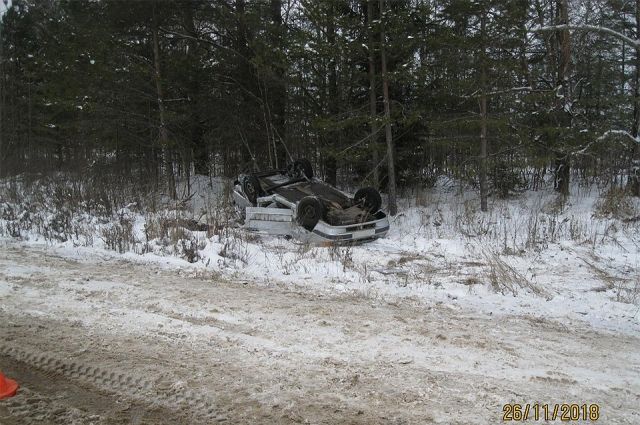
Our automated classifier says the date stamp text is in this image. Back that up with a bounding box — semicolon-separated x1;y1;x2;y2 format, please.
502;403;600;421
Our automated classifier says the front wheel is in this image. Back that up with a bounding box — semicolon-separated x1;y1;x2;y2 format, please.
296;196;324;231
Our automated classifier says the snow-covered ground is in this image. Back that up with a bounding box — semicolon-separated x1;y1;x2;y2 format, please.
2;175;639;336
1;175;639;423
1;242;639;424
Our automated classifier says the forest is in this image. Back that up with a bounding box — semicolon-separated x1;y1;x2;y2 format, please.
1;0;640;212
1;3;640;423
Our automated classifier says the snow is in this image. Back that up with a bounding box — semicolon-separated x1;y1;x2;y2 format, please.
597;129;640;144
1;220;639;422
2;174;638;339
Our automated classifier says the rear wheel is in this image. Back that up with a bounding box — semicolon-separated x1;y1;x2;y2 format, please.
293;158;313;179
242;175;261;205
354;187;382;212
296;196;324;231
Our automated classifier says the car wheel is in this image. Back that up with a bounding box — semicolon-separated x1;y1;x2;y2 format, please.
233;201;246;224
242;175;261;205
354;187;382;212
296;196;324;231
293;158;313;179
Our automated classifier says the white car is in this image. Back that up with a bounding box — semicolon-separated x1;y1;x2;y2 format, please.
232;159;390;243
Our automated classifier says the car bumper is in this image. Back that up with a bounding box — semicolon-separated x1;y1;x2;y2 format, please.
310;212;390;242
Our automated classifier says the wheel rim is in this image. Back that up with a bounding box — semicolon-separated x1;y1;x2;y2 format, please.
302;205;317;220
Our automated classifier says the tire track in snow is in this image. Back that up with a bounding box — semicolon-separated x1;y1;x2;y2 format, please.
0;343;228;423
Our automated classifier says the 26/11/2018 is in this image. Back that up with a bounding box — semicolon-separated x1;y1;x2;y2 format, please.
502;403;600;421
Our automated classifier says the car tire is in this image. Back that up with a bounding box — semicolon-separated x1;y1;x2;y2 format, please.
296;196;324;231
354;187;382;212
293;158;313;179
233;200;246;224
242;175;262;205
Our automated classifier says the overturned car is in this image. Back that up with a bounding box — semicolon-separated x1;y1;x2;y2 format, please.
232;159;390;243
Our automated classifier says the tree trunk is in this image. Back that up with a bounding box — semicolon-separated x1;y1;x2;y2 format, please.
479;11;488;212
629;0;640;196
325;3;338;186
379;0;397;215
270;0;287;168
0;17;4;178
554;156;570;196
367;0;379;188
151;2;176;199
27;77;32;162
554;0;571;197
183;6;208;176
479;95;488;212
234;0;255;168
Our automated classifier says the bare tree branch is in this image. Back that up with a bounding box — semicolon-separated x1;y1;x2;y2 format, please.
596;129;640;144
532;25;640;49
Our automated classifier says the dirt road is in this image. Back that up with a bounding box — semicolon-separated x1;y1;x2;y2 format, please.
0;243;638;424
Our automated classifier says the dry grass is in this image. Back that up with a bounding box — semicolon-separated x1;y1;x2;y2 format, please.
100;217;136;254
614;280;640;305
483;250;545;297
594;186;637;220
462;276;482;286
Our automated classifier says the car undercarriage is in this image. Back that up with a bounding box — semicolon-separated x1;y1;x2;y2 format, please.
232;159;390;243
